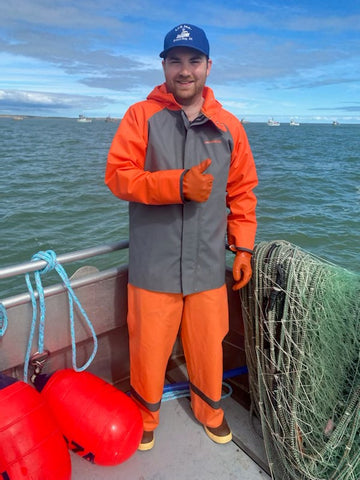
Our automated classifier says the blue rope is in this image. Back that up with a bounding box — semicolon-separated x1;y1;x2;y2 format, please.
160;366;248;401
161;381;233;402
159;367;248;401
0;303;8;336
24;250;98;382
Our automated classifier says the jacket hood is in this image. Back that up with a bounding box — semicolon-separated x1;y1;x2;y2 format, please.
147;83;223;120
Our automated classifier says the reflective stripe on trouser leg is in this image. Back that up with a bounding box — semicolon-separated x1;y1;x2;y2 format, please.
181;284;229;428
127;283;184;431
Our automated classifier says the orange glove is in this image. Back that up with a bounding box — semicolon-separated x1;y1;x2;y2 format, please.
183;159;213;202
232;251;252;291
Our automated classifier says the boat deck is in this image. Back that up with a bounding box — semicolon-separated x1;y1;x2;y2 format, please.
71;395;270;479
0;245;271;479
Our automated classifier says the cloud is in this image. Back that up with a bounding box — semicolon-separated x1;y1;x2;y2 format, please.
203;2;360;34
281;76;360;90
0;89;109;112
286;13;360;32
1;1;359;93
80;69;163;91
1;0;360;118
311;104;360;112
0;0;124;32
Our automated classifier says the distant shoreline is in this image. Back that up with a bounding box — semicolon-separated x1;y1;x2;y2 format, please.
0;114;358;125
0;114;122;121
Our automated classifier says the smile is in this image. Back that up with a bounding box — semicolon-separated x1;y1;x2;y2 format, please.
177;80;193;86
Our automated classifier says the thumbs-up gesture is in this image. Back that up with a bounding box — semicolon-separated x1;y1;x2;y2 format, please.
183;159;214;202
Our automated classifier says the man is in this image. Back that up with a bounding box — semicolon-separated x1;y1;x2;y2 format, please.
105;23;258;451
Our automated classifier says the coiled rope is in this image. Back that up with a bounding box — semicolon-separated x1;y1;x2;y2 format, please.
23;250;98;382
241;240;360;480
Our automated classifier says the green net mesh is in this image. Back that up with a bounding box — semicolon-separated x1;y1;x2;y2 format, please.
240;240;360;480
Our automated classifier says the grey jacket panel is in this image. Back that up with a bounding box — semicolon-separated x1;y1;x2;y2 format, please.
128;108;233;295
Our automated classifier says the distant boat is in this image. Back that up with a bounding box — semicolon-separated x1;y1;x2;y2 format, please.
332;120;339;126
240;118;249;124
12;116;24;121
267;118;280;126
77;115;92;123
290;119;300;126
105;115;118;123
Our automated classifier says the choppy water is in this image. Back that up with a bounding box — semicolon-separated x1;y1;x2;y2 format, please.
1;117;359;297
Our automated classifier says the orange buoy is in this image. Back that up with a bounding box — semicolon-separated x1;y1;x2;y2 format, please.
0;373;71;479
35;369;143;466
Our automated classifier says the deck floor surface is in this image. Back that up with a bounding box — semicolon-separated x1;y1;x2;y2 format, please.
71;395;271;480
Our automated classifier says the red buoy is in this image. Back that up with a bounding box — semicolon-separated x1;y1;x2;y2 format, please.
35;369;143;466
0;373;71;480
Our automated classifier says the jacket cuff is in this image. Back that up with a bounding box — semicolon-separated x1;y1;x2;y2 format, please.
180;169;190;203
227;244;254;255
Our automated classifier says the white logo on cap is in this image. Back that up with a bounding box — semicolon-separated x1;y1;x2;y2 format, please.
173;25;192;43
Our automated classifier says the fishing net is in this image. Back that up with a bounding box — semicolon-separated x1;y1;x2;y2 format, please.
240;240;360;480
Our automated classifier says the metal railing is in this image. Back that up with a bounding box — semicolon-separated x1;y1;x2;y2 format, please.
0;241;129;308
0;240;129;280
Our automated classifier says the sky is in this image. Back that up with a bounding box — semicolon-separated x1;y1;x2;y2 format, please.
1;0;360;123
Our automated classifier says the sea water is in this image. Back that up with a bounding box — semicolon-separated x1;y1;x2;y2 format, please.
1;117;359;297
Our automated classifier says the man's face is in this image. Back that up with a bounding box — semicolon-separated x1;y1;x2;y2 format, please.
162;47;212;106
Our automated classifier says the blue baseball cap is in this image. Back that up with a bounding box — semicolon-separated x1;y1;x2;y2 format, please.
159;24;209;58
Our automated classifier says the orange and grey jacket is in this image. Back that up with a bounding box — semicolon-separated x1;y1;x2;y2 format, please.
105;83;258;295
